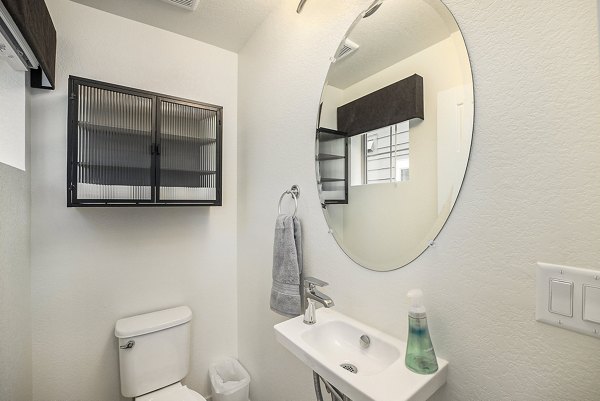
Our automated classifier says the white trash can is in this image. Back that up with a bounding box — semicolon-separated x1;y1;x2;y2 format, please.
209;357;251;401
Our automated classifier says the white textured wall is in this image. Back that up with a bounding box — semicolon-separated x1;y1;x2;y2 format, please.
30;1;238;400
238;1;600;400
0;64;31;401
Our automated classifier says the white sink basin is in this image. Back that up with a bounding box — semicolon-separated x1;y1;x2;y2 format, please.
301;320;400;376
274;308;448;401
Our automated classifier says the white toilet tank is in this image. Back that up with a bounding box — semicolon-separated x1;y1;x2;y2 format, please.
115;306;193;398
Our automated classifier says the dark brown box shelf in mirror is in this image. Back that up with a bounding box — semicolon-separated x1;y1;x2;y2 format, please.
67;76;222;207
316;127;348;205
337;74;424;137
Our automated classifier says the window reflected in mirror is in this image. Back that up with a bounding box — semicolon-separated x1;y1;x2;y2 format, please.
351;122;410;186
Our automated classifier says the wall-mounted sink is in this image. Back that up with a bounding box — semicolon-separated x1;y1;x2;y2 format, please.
274;309;448;401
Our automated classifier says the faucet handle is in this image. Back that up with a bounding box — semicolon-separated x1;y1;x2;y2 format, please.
304;276;328;289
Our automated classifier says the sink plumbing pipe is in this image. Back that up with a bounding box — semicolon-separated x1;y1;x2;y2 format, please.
313;371;350;401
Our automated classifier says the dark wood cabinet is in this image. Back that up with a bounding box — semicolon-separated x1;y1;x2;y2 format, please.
337;74;424;137
1;0;57;89
67;76;222;207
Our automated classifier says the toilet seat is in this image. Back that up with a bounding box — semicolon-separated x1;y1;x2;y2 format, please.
136;383;206;401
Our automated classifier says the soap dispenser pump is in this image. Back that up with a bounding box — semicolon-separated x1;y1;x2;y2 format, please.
405;289;438;374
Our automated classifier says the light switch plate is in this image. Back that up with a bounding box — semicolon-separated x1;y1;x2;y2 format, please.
536;262;600;338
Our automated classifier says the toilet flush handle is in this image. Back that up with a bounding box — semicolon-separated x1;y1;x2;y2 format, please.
120;340;135;350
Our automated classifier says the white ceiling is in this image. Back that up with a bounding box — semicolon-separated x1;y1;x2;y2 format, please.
327;0;460;89
69;0;285;52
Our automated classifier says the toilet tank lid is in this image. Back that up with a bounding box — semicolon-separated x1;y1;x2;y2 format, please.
115;306;192;338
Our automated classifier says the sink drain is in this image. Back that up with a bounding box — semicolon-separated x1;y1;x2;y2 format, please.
340;363;358;374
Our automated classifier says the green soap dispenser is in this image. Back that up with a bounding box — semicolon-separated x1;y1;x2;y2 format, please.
405;289;438;374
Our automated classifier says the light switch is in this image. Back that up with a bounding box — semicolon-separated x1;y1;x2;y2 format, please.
583;285;600;324
537;263;600;338
549;279;573;317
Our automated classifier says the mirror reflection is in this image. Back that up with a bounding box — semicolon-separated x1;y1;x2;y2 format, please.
316;0;474;271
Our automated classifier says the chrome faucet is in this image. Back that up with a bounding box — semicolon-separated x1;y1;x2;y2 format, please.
303;277;334;325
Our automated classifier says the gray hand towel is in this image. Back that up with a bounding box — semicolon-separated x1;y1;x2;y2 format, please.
270;214;303;317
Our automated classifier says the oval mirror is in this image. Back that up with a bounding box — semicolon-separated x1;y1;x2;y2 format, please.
316;0;474;271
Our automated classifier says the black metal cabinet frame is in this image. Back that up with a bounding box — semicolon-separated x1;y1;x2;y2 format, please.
316;127;348;205
67;76;223;207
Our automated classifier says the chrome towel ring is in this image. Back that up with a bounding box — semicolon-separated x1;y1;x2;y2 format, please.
278;185;300;217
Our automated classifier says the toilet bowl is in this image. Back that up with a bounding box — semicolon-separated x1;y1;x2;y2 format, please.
115;306;206;401
136;383;206;401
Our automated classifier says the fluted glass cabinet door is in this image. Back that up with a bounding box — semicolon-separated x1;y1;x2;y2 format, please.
67;76;223;207
157;99;222;204
68;78;155;204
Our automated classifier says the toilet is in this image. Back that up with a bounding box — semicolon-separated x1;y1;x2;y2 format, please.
115;306;206;401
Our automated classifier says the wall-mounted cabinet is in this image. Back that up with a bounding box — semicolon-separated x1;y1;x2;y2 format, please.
316;127;348;205
67;76;222;207
1;0;57;89
337;74;424;137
